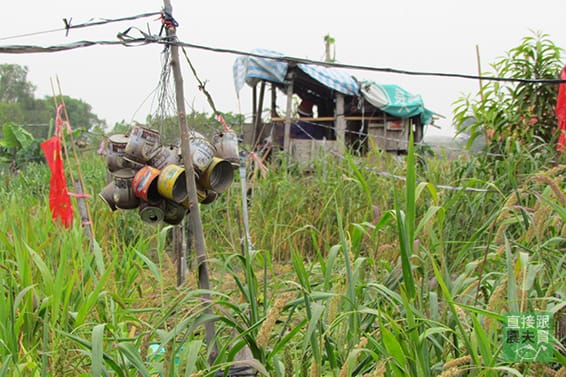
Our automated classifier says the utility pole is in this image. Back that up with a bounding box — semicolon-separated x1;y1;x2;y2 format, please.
162;0;218;363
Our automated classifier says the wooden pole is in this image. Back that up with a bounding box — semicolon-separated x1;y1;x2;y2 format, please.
270;84;277;117
253;81;266;146
335;93;346;155
162;0;218;362
283;73;295;153
250;84;257;149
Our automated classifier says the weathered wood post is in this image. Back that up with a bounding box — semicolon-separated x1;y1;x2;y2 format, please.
335;93;346;155
283;72;295;153
253;81;266;146
162;0;218;362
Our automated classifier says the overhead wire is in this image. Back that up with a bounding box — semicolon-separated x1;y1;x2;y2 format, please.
0;28;565;84
0;11;161;41
164;40;566;85
0;38;154;54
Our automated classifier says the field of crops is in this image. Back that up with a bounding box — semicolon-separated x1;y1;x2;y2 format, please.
1;140;565;376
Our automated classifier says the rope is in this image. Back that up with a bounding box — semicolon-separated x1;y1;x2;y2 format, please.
180;46;232;131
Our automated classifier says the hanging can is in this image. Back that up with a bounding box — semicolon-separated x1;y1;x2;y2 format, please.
180;189;215;209
197;157;234;193
163;200;188;225
99;181;118;211
157;164;188;203
199;189;218;205
212;130;239;167
189;132;215;171
147;144;179;170
112;168;140;209
124;124;161;164
138;201;165;224
132;165;161;203
106;134;128;172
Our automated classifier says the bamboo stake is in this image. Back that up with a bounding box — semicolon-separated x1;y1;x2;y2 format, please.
162;0;218;363
50;78;95;249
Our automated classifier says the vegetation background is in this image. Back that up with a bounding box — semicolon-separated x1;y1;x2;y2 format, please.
0;32;565;376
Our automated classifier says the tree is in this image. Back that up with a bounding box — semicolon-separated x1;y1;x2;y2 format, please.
0;64;35;105
0;102;24;126
45;95;104;132
0;64;105;140
144;111;244;145
453;31;564;148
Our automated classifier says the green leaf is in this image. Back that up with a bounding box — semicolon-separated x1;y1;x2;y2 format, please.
2;123;34;149
418;326;451;345
471;314;493;366
381;325;407;372
91;324;105;377
1;123;21;148
181;340;203;377
302;302;324;354
135;249;162;281
0;355;12;377
116;342;152;377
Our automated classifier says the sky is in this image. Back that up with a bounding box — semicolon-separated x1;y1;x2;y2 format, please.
1;0;565;138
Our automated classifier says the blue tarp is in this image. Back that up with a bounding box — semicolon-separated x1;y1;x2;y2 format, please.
233;48;358;95
297;63;359;96
233;48;287;94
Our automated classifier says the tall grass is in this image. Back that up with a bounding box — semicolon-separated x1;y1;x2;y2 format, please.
0;142;565;376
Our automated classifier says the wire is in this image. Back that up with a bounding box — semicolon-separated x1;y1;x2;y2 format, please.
1;33;565;84
0;28;65;42
0;38;155;54
164;40;566;85
0;11;161;41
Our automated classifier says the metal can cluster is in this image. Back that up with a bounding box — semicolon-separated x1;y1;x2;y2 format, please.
99;124;239;225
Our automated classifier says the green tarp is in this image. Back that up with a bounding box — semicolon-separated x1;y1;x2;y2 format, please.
360;80;434;125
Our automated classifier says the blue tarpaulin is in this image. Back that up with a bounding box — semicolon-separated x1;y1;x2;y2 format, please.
233;48;358;95
233;48;287;94
296;63;359;96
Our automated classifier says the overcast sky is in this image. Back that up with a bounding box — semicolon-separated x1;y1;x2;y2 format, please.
1;0;565;137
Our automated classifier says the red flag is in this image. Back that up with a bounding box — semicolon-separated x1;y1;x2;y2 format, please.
556;65;566;151
41;137;74;228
